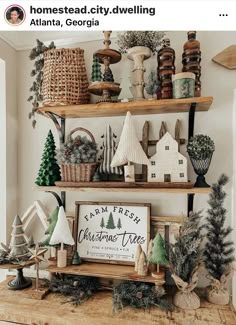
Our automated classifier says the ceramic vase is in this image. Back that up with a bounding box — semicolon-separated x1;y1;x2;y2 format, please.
127;46;152;100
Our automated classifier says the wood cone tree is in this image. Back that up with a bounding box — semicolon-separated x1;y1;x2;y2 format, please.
148;233;169;273
9;215;29;259
137;250;148;276
135;244;142;272
147;239;156;272
35;130;61;186
106;213;116;229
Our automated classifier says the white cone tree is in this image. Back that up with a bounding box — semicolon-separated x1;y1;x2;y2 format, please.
111;111;150;181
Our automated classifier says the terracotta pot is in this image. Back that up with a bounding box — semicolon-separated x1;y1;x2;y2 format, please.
206;285;230;305
127;46;152;100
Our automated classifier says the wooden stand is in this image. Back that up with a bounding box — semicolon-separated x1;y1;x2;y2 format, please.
88;82;121;102
89;31;122;103
0;261;35;291
46;262;165;287
8;268;32;290
57;249;67;268
124;164;135;182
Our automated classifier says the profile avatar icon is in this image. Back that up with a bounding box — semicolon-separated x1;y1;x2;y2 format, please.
5;5;25;26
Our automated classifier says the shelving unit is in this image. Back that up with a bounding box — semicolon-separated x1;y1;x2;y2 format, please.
35;96;213;285
36;96;213;211
37;96;212;118
47;263;165;286
33;184;211;194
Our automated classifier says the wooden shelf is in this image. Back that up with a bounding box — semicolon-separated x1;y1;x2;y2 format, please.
37;96;213;119
33;185;211;194
47;262;164;285
0;260;35;270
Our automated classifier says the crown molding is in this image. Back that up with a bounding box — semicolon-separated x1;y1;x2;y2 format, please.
0;32;117;51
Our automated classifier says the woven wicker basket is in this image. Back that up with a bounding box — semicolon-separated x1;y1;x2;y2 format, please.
60;127;97;182
42;48;90;106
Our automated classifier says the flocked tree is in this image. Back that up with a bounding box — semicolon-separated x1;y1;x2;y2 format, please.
35;130;61;186
91;55;102;82
100;217;105;229
103;67;114;82
169;211;203;282
204;174;235;280
106;213;116;229
117;218;122;229
148;233;169;274
40;207;59;246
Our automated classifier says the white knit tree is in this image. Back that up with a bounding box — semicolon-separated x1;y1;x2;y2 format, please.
111;111;150;181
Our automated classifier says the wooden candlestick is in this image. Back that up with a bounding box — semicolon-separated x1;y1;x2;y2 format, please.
57;243;67;268
124;163;135;182
103;31;112;49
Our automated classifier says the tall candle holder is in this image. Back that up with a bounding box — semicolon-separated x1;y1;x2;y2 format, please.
88;31;122;102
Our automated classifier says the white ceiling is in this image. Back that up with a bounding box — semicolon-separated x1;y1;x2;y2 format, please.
0;31;118;51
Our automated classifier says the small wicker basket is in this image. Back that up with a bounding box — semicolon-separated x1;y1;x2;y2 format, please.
42;48;90;106
60;128;97;182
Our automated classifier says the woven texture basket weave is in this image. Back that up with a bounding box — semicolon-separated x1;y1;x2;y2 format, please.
60;127;97;182
42;48;90;106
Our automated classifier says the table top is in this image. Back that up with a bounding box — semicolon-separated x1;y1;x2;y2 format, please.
0;278;235;325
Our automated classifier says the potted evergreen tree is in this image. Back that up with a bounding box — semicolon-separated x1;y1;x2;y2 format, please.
169;211;204;309
204;174;235;305
187;134;215;187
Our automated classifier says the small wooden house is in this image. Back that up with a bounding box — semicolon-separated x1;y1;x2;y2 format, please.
148;132;187;183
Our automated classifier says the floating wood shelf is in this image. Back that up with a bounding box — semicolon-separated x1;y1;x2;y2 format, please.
47;263;164;285
33;185;211;194
37;96;213;119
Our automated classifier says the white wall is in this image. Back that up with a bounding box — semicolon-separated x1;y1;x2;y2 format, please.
0;39;17;242
0;59;6;246
17;32;236;286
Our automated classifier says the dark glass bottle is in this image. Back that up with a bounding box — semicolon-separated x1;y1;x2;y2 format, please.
156;38;175;99
182;31;201;97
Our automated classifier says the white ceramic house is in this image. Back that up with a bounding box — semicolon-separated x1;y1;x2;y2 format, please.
148;132;187;183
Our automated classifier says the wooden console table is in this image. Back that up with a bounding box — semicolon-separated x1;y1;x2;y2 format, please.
0;278;235;325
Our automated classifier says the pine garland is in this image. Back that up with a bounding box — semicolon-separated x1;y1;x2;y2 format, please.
204;174;235;280
112;281;172;312
45;274;99;305
169;211;204;282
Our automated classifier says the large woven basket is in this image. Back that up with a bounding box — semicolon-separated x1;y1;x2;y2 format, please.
60;127;97;182
42;48;90;106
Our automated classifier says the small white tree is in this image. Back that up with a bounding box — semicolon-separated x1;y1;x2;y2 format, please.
111;111;150;182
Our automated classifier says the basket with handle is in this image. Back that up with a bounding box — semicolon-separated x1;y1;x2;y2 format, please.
60;127;97;182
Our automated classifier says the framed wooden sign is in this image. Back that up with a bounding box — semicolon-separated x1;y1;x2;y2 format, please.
74;202;151;265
